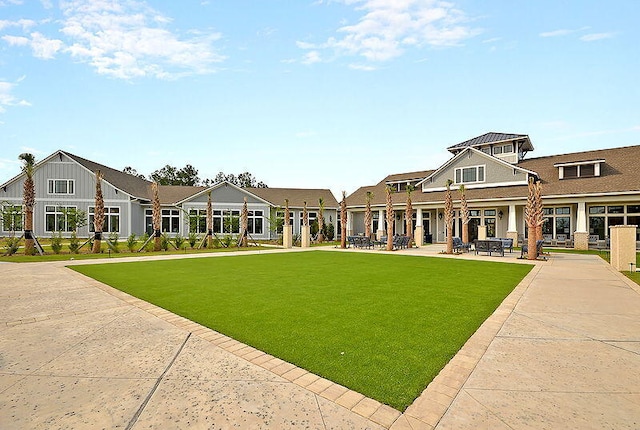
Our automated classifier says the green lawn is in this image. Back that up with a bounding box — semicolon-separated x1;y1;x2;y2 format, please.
71;251;532;411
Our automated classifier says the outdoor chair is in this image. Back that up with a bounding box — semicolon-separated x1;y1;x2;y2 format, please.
452;237;471;253
520;239;545;260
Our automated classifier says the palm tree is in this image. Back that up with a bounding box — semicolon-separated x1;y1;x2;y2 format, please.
535;180;544;242
302;201;308;227
241;197;248;247
92;170;104;253
385;186;394;251
206;191;213;248
525;177;538;260
340;191;347;249
152;182;162;251
364;191;373;239
405;185;414;244
317;198;325;242
459;185;470;246
444;179;454;254
19;153;35;255
284;199;290;228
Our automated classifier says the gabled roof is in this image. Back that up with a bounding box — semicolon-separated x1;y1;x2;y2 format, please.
447;132;533;153
159;185;206;205
346;144;640;207
385;169;434;183
416;147;537;188
63;151;153;200
247;187;339;208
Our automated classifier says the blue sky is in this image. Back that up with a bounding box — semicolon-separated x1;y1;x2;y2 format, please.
1;0;638;198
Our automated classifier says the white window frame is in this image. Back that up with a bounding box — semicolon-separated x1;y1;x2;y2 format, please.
454;165;485;185
45;205;77;232
48;179;75;195
88;206;120;233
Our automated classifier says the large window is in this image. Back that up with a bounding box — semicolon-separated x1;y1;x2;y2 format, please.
45;205;76;232
89;207;120;233
48;179;74;195
538;207;570;239
455;165;485;184
145;208;180;234
248;210;263;234
212;210;240;234
588;204;640;240
1;204;23;232
189;209;207;233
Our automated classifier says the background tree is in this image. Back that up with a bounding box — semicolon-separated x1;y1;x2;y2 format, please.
208;171;268;188
122;166;146;179
150;164;200;186
364;191;373;239
340;191;347;249
92;170;104;253
444;179;454;254
317;198;325;242
152;182;162;251
405;185;414;244
19;153;36;255
385;186;394;251
459;185;470;245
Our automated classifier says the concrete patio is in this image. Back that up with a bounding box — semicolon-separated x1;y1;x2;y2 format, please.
1;246;639;429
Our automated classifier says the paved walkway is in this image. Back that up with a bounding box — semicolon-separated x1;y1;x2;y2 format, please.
1;247;639;429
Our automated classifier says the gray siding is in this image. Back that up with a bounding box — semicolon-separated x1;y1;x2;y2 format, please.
188;185;265;204
423;151;527;191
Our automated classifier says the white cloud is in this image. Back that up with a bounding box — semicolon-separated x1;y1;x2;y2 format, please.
0;79;31;114
302;50;322;65
580;32;614;42
1;0;226;80
539;29;573;37
348;63;376;71
482;37;501;43
298;0;480;66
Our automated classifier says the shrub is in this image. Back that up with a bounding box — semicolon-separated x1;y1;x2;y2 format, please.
2;236;20;256
50;233;63;254
160;233;170;251
126;234;137;252
107;232;120;253
325;223;335;241
311;220;319;236
68;233;80;254
188;232;198;248
222;235;233;248
174;235;185;249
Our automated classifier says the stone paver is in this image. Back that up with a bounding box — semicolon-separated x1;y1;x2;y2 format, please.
1;246;639;429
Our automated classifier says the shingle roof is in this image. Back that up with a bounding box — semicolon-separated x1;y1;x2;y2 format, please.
158;185;205;205
63;151;154;200
247;187;339;208
346;144;640;207
447;132;531;152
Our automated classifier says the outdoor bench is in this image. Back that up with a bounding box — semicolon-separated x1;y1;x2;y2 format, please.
474;239;504;256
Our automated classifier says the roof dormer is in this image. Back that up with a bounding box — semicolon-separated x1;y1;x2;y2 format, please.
554;159;605;179
447;132;534;164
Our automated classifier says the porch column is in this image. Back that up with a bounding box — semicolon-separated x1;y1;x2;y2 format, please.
346;210;353;237
376;209;385;240
414;208;424;247
506;204;518;243
574;201;589;250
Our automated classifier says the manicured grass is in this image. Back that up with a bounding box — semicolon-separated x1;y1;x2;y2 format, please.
71;251;532;411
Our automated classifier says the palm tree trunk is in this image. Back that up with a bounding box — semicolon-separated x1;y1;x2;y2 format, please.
444;180;454;254
340;192;347;249
386;186;394;251
92;170;104;253
152;182;162;251
20;154;36;256
207;192;213;248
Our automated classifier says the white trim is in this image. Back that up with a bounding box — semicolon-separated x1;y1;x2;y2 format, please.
47;178;75;195
554;159;605;168
454;164;486;185
425;179;530;192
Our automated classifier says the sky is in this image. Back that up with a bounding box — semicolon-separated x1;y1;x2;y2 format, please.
0;0;638;199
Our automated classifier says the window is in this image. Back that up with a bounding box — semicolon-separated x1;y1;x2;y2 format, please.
307;211;317;227
628;205;640;214
1;204;23;232
502;144;513;154
248;210;263;234
493;146;503;155
48;179;74;195
189;209;207;233
589;206;605;214
145;208;180;234
455;165;485;184
607;206;624;214
580;164;595;176
563;166;578;178
89;207;120;233
481;147;491;154
556;160;603;179
555;207;570;215
484;209;496;216
45;205;76;232
162;209;180;233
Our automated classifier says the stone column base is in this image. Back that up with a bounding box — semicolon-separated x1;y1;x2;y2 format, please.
283;225;293;248
573;231;589;250
610;225;637;271
301;226;311;248
376;229;384;240
478;225;487;240
506;231;518;243
414;226;423;247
